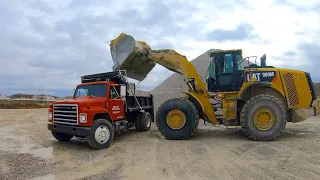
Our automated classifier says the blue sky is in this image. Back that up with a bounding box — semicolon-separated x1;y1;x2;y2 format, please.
0;0;319;97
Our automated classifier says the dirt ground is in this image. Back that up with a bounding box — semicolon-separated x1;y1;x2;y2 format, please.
1;109;320;180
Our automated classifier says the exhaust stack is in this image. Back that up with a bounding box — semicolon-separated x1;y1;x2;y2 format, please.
260;54;266;67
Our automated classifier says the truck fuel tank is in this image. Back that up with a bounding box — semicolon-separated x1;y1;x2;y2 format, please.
110;33;156;81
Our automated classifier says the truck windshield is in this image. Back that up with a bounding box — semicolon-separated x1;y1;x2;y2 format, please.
73;84;107;98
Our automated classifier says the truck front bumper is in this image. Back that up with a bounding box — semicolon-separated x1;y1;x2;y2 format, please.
48;124;91;137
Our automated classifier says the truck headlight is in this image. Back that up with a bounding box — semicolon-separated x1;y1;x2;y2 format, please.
80;113;87;123
48;112;52;120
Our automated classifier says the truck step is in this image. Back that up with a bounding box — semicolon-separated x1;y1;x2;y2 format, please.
224;119;240;127
114;120;129;133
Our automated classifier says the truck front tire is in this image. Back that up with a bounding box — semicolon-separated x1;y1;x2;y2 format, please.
156;98;199;140
52;131;73;141
87;119;115;150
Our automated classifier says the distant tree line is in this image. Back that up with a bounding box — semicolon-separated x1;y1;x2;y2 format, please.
9;93;59;99
9;93;34;99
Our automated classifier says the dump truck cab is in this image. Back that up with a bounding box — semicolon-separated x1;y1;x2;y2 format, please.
48;71;154;149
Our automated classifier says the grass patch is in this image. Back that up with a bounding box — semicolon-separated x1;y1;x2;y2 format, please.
0;100;52;109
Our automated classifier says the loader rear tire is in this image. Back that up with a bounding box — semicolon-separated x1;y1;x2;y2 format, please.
240;94;287;141
156;98;199;140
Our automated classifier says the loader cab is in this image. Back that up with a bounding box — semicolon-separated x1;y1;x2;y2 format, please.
207;49;244;92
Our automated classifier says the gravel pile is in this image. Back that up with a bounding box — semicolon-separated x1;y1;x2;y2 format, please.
151;49;251;114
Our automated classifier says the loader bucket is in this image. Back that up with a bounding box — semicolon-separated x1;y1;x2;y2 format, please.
110;33;156;81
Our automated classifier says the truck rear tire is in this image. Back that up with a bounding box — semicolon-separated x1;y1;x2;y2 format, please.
135;112;152;131
240;94;287;141
156;98;199;140
87;119;115;150
52;131;73;141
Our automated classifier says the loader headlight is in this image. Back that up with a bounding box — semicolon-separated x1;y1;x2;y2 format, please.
80;113;87;123
48;112;52;120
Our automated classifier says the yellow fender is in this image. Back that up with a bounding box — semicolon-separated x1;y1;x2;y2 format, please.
183;91;217;125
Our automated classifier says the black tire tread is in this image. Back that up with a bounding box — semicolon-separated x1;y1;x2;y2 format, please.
135;113;142;130
156;98;199;140
240;94;287;141
136;112;151;131
52;131;73;142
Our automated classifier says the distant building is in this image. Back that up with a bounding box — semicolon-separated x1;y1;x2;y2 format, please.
0;96;10;99
37;95;55;100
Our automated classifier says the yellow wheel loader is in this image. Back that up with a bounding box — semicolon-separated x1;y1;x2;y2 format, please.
110;33;320;141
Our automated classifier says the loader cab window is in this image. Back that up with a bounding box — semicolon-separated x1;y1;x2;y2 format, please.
236;54;243;70
207;51;244;92
223;54;234;73
208;57;216;80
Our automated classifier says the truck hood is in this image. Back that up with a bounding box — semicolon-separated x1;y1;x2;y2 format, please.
53;96;106;107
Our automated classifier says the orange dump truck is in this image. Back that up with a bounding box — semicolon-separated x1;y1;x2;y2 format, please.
48;71;154;149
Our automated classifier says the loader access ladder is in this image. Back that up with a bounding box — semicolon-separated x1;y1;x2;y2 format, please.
222;91;239;129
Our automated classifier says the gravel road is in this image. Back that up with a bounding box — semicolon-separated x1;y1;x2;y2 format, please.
1;109;320;180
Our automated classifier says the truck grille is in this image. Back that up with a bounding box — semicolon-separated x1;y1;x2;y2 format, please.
53;104;78;125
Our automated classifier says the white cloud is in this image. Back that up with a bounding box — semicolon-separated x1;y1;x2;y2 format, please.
0;0;319;96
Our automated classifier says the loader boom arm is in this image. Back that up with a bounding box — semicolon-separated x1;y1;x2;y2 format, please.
148;50;216;124
149;50;203;91
110;33;217;124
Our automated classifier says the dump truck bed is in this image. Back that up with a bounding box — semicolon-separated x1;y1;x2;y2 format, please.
125;95;153;112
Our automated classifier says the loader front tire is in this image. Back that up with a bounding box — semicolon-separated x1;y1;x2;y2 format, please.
156;98;199;140
240;94;287;141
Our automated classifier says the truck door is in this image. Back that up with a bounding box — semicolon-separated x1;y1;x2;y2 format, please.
108;84;125;120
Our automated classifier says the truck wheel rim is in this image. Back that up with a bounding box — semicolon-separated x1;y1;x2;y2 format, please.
146;114;151;128
253;108;275;130
166;110;186;130
95;125;110;144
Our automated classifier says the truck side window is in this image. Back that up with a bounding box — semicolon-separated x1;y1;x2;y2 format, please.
78;89;88;97
110;85;120;99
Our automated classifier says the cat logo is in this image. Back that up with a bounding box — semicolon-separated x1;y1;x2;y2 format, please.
246;71;276;82
247;72;261;82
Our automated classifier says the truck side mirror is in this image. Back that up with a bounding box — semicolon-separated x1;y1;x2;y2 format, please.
120;85;126;97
